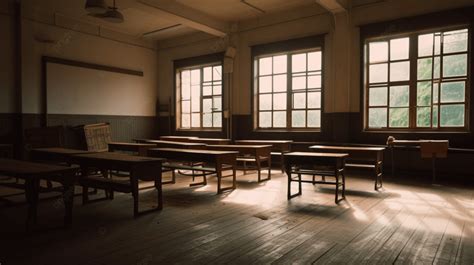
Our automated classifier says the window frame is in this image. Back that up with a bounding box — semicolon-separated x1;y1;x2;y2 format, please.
174;53;224;132
251;35;325;132
362;24;472;133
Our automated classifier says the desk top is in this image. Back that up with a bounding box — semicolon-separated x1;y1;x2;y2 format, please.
284;152;349;158
135;139;207;146
32;147;93;155
149;148;238;156
235;140;293;144
388;139;449;146
188;138;232;144
108;142;156;147
0;158;77;175
310;145;385;152
73;152;164;163
207;144;272;149
160;136;199;140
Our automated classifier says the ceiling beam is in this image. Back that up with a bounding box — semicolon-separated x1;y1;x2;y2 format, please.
137;0;229;37
315;0;349;13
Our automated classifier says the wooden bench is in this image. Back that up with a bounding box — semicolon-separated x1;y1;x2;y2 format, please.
235;140;292;173
108;141;156;156
188;138;232;145
206;144;272;182
148;148;238;194
309;145;385;190
284;152;348;204
159;136;199;142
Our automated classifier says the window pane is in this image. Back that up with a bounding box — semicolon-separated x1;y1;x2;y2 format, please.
213;113;222;127
418;34;434;57
203;98;212;113
308;74;321;89
369;63;388;83
292;76;306;90
433;56;440;79
273;111;286;128
213;66;222;80
293;93;306;109
308;92;321;109
203;67;212;81
369;87;387;106
443;29;468;54
417;107;431;127
182;83;191;100
273;74;287;92
259;76;272;93
390;86;409;107
213;96;222;111
191;69;200;85
203;85;212;96
417;82;431;106
308;51;322;71
369;42;388;63
182;101;190;113
390;38;409;60
417;58;432;80
368;108;387;128
181;70;190;85
433;105;438;127
273;55;287;74
307;110;321;127
259;57;272;75
259;112;271;128
389;108;409;128
203;113;212;127
434;34;441;55
440;104;464;127
191;113;200;127
213;85;222;95
259;94;271;111
433;83;439;104
191;93;200;112
292;110;305;127
181;114;190;128
390;61;410;81
440;82;465;103
443;54;467;77
273;93;286;110
292;53;306;73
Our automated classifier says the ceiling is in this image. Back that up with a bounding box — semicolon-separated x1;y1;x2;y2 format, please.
23;0;328;41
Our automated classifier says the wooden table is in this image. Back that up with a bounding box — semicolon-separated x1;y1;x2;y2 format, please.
159;136;199;142
235;140;292;172
206;145;272;182
72;152;164;217
148;148;238;194
134;139;207;149
108;142;156;156
284;152;348;204
188;138;232;145
0;158;78;229
309;145;385;190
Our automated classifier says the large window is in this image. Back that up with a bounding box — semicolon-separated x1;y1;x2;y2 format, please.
255;49;323;129
176;63;222;130
365;27;470;130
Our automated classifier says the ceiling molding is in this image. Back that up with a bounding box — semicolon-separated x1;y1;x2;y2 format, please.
137;0;229;37
315;0;349;13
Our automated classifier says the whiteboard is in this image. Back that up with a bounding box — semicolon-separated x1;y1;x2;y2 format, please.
46;61;155;116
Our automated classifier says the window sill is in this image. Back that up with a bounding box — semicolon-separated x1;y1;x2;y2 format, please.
176;128;223;132
363;129;470;134
254;129;321;133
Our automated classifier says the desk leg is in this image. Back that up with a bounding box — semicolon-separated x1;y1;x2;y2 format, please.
63;176;75;226
25;177;40;230
256;156;262;182
432;156;436;184
391;146;395;178
280;154;285;173
268;155;272;180
131;173;139;217
155;167;163;210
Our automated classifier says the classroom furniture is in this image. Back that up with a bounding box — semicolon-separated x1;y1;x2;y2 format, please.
235;140;292;173
134;139;207;149
83;123;112;152
72;152;164;217
0;158;78;230
309;145;385;190
159;136;199;142
206;144;272;182
284;152;348;204
148;148;238;194
108;142;156;156
188;138;232;145
30;147;94;165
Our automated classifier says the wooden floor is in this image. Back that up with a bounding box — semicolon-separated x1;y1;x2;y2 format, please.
0;169;473;265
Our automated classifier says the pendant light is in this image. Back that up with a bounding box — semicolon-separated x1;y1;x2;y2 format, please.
102;0;124;23
85;0;108;14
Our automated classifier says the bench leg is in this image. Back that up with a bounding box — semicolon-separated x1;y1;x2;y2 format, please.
132;175;139;218
155;171;163;211
63;181;74;226
25;178;40;230
287;170;302;200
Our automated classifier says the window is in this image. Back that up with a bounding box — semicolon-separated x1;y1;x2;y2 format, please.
255;49;323;129
365;27;470;130
176;64;222;130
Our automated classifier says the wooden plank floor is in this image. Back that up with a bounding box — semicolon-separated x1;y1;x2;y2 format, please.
0;169;473;265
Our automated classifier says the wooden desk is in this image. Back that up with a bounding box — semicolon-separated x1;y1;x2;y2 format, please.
188;138;232;145
0;158;78;229
134;139;207;149
284;152;348;204
148;148;237;194
309;145;385;190
159;136;199;142
108;142;156;156
30;147;95;165
235;140;292;172
72;152;164;217
206;145;272;182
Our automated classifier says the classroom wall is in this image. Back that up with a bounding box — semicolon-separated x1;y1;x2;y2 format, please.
156;0;474;145
17;3;159;142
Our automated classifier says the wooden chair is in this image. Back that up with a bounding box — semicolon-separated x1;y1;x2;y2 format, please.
83;123;112;152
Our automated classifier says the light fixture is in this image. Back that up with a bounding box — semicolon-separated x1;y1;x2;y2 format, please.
85;0;108;14
102;7;124;23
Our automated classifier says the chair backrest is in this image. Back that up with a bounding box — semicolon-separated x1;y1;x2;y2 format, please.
83;123;112;152
420;140;449;158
